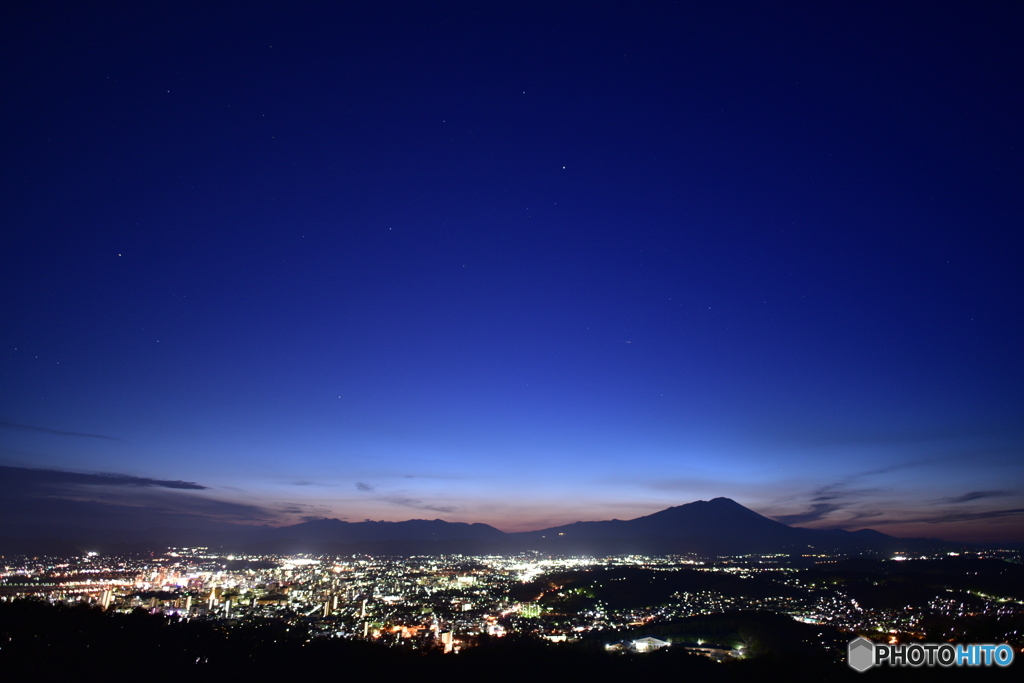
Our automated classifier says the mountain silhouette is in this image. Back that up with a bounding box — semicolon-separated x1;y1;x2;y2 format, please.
515;497;800;543
1;497;943;556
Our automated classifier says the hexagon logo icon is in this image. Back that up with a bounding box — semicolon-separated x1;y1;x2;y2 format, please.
848;637;875;672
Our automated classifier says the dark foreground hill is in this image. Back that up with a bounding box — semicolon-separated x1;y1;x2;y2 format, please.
0;600;1016;682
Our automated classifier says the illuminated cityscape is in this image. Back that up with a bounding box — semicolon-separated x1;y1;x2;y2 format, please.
3;547;1021;662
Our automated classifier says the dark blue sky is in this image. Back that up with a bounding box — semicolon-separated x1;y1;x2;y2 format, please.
2;2;1022;541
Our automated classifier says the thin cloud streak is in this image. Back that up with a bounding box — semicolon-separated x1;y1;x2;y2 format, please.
867;508;1024;526
941;490;1013;504
380;497;456;514
0;465;207;490
774;502;843;526
0;419;122;441
353;481;456;515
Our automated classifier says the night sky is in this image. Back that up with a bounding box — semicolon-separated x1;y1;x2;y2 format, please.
2;2;1022;542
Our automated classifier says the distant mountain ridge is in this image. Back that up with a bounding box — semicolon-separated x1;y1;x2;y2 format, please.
513;497;799;542
1;498;953;556
508;497;922;555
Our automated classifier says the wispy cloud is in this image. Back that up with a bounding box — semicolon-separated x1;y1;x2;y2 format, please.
774;502;842;526
353;480;455;514
769;461;1024;534
856;459;937;478
0;464;299;528
274;501;333;516
941;490;1013;504
380;496;456;514
0;419;122;441
0;465;277;528
868;508;1024;526
768;472;896;527
0;465;207;490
